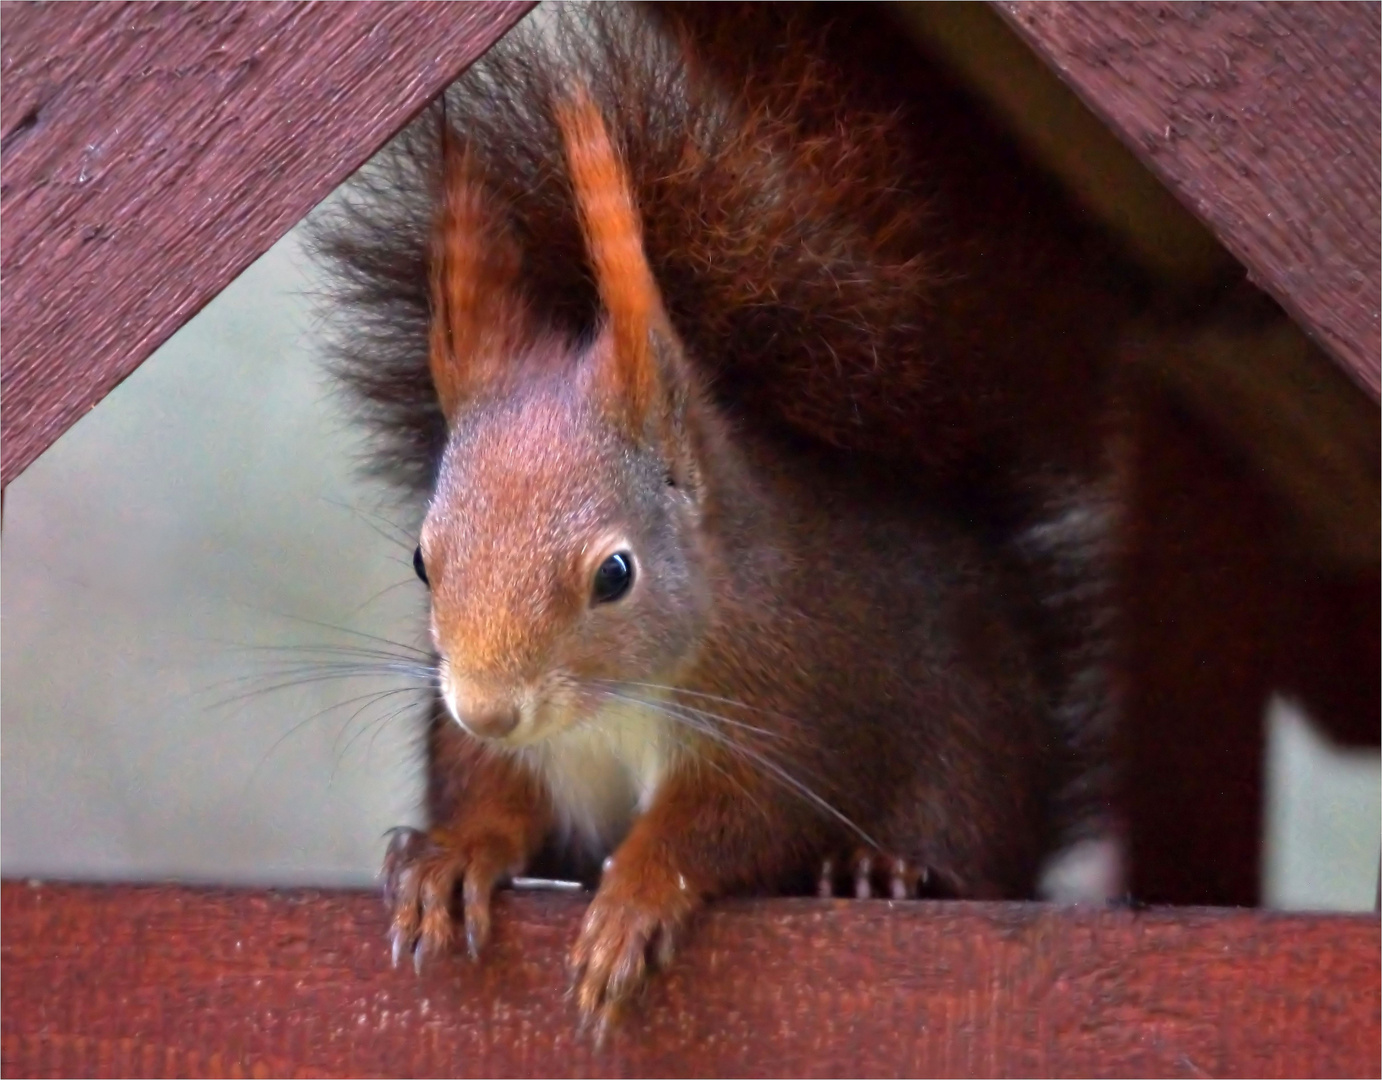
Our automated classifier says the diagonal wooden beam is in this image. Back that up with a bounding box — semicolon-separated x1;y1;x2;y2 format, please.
0;1;534;488
996;2;1382;402
2;882;1378;1078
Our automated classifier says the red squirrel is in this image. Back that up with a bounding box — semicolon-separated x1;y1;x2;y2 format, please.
311;3;1132;1032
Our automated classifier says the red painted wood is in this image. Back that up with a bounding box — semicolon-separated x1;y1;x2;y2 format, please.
998;2;1382;401
2;882;1378;1078
0;0;534;488
1121;386;1282;906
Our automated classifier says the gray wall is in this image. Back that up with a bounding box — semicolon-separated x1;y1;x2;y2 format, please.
3;229;424;886
3;223;1377;907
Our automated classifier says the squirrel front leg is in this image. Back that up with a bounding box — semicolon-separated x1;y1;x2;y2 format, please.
569;751;816;1032
384;715;552;969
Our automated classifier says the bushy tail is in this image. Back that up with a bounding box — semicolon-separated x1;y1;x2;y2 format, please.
310;2;1132;493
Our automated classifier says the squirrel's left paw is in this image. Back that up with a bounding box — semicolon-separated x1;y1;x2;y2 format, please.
568;858;698;1041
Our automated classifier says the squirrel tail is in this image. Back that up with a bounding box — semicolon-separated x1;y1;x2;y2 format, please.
310;3;1133;493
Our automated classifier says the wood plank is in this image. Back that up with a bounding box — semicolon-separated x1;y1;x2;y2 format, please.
1120;382;1282;906
0;0;534;489
997;2;1382;401
3;882;1378;1078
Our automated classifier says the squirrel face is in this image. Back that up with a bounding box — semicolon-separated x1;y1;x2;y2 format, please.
419;357;710;747
415;90;715;748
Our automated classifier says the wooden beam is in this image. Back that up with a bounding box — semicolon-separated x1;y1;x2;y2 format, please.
897;1;1236;289
1121;383;1282;906
997;2;1382;401
0;0;534;489
3;882;1378;1078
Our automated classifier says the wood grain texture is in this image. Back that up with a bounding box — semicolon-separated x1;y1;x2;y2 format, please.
3;882;1379;1079
0;0;534;489
997;1;1382;400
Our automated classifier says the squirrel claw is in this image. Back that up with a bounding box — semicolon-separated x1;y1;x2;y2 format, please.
571;980;624;1050
817;857;836;898
465;912;487;961
818;847;927;900
854;854;875;899
591;1003;622;1049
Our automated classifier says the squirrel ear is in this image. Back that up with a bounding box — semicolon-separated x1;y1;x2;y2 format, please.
428;114;528;422
556;89;677;441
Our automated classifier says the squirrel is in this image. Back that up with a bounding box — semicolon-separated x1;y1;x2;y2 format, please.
310;3;1134;1031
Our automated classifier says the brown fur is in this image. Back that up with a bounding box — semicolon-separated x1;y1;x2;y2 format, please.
309;3;1139;1031
370;70;1052;1034
311;4;1139;483
427;127;529;420
556;90;667;434
310;4;1138;856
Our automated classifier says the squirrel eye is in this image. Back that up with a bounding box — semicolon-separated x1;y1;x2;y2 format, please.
592;551;633;604
413;545;429;588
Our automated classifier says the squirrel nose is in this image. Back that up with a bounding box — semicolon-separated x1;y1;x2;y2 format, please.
459;704;520;740
440;667;523;740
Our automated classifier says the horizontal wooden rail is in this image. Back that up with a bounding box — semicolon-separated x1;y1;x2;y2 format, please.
2;881;1378;1078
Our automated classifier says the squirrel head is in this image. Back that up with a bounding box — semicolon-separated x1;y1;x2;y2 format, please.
417;92;713;746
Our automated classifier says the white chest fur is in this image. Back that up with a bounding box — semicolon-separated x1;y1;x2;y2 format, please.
519;699;676;852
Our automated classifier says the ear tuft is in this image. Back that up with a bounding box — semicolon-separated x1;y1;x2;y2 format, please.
555;88;670;435
428;113;529;421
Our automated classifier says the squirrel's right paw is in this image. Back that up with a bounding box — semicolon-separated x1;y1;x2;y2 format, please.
380;826;519;971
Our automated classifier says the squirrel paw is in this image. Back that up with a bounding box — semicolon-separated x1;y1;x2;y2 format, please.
567;859;697;1042
817;848;928;900
380;826;517;971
